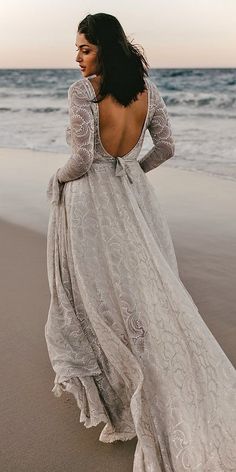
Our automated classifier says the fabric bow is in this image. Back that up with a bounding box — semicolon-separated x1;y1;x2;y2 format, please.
115;157;133;184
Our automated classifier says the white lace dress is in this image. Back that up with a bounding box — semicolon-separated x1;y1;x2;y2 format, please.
45;77;236;472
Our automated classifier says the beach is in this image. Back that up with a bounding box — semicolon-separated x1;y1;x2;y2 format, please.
0;146;235;471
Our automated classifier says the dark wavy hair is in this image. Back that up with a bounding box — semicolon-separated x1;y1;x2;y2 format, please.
77;13;150;107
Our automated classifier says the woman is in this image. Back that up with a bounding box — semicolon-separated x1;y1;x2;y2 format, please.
45;13;236;472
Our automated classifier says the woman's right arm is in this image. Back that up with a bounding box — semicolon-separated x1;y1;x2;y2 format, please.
46;81;94;205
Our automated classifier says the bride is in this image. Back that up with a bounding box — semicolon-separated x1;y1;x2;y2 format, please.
45;12;236;472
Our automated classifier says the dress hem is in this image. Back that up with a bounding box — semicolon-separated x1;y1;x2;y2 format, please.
51;380;137;444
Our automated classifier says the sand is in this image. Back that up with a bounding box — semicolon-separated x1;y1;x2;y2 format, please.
0;147;235;471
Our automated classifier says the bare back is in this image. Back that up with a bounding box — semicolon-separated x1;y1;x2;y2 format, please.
90;76;148;158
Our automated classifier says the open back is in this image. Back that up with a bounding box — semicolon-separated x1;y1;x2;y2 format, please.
86;77;149;159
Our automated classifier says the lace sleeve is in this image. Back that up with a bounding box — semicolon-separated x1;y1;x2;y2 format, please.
57;81;95;183
139;83;175;173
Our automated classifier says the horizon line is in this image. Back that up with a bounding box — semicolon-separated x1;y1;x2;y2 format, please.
0;66;236;70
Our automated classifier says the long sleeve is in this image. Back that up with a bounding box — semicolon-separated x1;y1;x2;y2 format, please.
46;81;94;205
57;81;95;183
139;83;175;173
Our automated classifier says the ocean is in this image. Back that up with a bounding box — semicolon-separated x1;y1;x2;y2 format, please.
0;68;235;181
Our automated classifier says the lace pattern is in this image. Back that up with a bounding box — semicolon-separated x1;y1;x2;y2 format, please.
139;82;175;173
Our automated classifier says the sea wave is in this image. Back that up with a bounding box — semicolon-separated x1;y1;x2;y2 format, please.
165;93;236;109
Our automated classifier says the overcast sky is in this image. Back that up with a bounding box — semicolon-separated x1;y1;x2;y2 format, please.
1;0;235;68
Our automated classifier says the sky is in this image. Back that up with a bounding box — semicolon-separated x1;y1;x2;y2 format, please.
1;0;235;68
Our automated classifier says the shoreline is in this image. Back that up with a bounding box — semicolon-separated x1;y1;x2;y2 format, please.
0;146;236;235
1;145;235;184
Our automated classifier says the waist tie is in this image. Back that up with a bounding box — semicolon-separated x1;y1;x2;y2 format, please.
115;156;133;184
